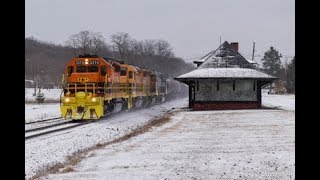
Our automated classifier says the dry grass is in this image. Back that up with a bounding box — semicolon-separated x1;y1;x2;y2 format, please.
61;166;75;173
30;162;64;180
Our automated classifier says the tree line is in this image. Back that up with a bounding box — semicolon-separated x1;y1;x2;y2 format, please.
25;31;294;94
25;31;195;89
260;46;295;94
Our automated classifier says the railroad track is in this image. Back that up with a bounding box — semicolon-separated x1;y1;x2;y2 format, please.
25;120;74;133
25;100;168;140
25;102;167;141
25;117;62;124
25;121;93;140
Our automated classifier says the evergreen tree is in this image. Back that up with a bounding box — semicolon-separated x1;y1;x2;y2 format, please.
261;46;283;77
285;56;295;93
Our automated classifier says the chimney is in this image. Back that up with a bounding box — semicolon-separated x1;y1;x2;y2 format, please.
230;42;239;52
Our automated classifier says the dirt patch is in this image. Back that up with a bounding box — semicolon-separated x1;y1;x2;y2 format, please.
30;111;175;180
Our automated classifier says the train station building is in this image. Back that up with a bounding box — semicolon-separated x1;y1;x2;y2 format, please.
175;41;276;110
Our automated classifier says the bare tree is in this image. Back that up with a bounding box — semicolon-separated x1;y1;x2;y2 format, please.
129;39;144;57
111;32;131;59
143;40;156;56
90;32;106;54
65;31;106;55
154;39;174;58
25;58;45;96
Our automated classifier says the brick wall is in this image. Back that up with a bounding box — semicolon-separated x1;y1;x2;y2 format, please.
193;101;259;110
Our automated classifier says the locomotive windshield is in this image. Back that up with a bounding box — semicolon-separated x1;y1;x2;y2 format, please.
88;66;98;72
76;66;87;72
76;66;99;73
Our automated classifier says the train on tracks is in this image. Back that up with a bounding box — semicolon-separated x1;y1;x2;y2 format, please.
60;54;183;120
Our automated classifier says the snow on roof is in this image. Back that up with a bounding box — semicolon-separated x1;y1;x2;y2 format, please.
196;41;253;69
245;58;257;64
176;68;276;79
193;59;205;62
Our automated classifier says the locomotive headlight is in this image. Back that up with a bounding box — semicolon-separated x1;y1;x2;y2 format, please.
91;97;97;102
85;59;89;65
65;97;70;102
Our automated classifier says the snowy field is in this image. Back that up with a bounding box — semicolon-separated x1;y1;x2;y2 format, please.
25;92;295;179
25;104;61;123
25;97;188;179
25;88;62;103
262;94;295;111
44;109;294;180
25;88;62;123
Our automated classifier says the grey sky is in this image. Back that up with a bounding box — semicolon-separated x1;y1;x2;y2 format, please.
25;0;295;62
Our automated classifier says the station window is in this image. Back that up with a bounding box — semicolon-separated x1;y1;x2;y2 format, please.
100;66;107;76
88;66;98;72
128;71;133;79
67;66;74;76
196;81;199;91
217;80;219;91
76;66;87;72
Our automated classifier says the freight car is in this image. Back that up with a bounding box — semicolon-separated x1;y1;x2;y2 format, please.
60;54;180;120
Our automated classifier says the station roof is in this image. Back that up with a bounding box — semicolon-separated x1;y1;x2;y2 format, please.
176;68;276;80
176;41;275;83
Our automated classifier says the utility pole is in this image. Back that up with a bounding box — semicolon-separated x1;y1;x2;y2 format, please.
220;36;221;46
252;41;255;60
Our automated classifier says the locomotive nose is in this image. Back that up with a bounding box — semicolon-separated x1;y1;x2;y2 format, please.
75;92;86;99
78;77;89;82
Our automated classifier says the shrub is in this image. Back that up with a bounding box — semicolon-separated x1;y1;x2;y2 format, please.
36;92;45;103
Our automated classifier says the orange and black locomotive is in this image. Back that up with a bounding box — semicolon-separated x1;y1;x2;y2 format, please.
60;54;168;120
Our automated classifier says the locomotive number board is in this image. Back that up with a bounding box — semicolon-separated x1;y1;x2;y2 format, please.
75;60;100;65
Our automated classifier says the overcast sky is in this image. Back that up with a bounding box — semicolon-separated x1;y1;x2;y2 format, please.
25;0;295;62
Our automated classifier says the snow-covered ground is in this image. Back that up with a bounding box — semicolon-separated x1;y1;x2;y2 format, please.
25;104;61;123
44;109;295;180
262;93;295;111
25;92;295;179
25;88;62;123
25;88;62;103
25;98;188;179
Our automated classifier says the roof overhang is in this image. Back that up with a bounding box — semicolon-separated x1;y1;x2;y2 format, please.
175;77;276;85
